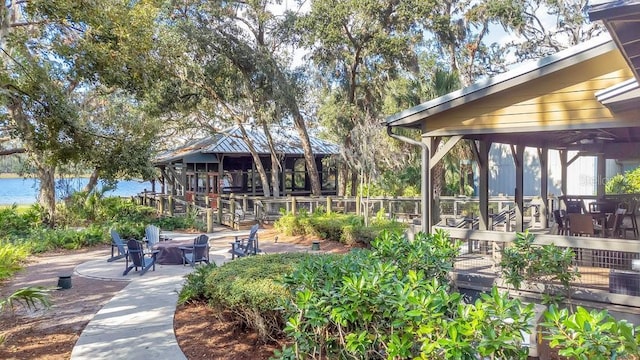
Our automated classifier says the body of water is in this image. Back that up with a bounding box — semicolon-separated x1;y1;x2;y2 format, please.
0;178;153;205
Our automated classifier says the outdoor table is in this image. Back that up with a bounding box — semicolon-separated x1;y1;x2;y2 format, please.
153;239;194;265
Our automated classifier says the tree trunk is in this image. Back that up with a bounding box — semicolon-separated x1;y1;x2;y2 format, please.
82;168;100;194
236;122;271;197
35;160;56;227
291;113;322;196
338;164;348;197
263;61;323;196
6;96;58;225
350;169;358;196
262;123;281;198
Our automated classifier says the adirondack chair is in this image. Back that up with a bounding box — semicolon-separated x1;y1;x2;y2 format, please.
123;239;158;276
144;225;161;250
108;229;127;262
179;234;210;266
230;224;260;259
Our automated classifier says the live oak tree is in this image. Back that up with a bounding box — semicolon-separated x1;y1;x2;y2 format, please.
0;0;162;224
296;0;432;196
503;0;604;62
161;0;323;197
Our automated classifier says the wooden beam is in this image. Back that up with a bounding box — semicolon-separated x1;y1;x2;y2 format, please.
470;140;483;167
429;135;463;170
597;153;606;198
567;152;582;166
560;150;568;197
539;148;549;228
478;140;491;230
515;145;524;232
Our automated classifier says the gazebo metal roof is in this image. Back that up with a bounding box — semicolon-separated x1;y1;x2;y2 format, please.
154;125;339;164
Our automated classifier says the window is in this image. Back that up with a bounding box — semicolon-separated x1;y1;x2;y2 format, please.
293;158;306;190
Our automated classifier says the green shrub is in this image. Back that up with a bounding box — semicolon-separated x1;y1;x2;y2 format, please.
154;213;204;232
99;197;155;223
500;231;579;305
542;305;640;360
279;230;532;359
0;241;30;280
274;211;407;245
274;212;306;236
178;263;218;304
204;253;311;341
0;205;42;240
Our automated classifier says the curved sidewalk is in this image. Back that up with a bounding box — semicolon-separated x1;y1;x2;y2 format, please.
70;229;310;359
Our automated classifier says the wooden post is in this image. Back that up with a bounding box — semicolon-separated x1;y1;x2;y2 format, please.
230;194;236;219
168;195;174;216
205;196;210;208
207;209;213;232
229;193;236;229
291;196;297;216
158;195;164;215
243;195;248;213
355;195;360;215
217;196;222;224
326;196;332;214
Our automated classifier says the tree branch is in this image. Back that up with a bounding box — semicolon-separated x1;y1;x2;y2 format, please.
0;147;26;156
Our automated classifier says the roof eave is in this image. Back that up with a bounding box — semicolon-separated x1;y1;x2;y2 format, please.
589;0;640;82
385;35;615;128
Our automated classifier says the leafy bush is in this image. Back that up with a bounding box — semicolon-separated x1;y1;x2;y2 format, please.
178;263;218;304
98;197;156;223
542;305;640;360
279;230;532;359
0;241;30;280
274;212;307;236
154;212;204;231
0;205;42;240
500;231;579;305
274;210;406;245
605;166;640;194
25;226;109;253
204;253;311;341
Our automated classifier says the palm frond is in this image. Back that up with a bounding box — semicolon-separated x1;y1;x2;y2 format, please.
0;286;52;314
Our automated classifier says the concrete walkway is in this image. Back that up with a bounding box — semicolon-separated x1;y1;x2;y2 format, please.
70;228;310;359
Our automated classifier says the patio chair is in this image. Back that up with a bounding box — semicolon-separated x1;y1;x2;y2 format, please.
567;213;594;237
179;234;210;267
144;224;161;250
230;224;260;259
606;207;627;238
552;210;567;235
621;199;639;238
123;239;158;276
108;229;127;262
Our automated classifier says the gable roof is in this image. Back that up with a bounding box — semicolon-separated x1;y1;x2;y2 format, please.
154;125;339;164
386;35;616;128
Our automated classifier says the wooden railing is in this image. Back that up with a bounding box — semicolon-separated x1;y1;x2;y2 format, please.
134;191;640;307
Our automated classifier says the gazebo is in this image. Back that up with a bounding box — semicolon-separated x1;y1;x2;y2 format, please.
153;125;339;205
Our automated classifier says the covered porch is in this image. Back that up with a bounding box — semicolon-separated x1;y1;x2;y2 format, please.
385;1;640;307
